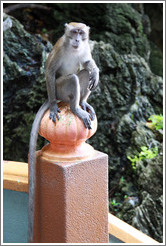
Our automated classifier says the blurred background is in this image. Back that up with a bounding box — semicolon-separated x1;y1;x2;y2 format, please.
3;2;163;242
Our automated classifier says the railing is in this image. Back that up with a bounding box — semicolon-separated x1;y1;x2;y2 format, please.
3;160;159;244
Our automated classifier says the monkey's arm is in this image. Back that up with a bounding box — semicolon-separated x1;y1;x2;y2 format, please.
46;49;62;122
83;59;99;91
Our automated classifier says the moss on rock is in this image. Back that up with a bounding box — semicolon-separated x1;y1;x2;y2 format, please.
3;3;163;241
3;13;52;161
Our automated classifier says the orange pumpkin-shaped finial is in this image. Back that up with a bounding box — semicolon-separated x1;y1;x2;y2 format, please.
39;102;97;162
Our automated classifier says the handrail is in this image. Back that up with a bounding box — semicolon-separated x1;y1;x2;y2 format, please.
3;160;28;192
3;160;159;244
108;213;159;244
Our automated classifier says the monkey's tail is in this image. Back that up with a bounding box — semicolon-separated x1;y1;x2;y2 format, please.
28;100;49;243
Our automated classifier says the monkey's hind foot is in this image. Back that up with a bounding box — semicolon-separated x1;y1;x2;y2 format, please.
71;107;92;130
49;102;61;123
80;110;92;130
80;101;96;121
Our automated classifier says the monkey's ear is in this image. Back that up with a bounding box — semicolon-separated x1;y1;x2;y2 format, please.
64;23;69;29
84;25;90;34
64;23;73;31
87;26;90;33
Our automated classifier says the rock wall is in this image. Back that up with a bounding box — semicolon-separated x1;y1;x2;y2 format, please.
3;3;163;242
3;13;52;161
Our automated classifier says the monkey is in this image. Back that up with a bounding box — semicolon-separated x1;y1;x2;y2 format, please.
28;22;99;242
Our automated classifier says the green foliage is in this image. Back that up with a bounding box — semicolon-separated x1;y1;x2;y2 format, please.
110;199;121;206
120;176;125;183
42;28;48;34
148;114;163;130
127;146;158;170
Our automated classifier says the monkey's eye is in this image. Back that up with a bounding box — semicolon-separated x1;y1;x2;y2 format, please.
79;30;84;35
71;30;78;34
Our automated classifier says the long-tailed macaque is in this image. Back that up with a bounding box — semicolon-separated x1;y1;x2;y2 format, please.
28;22;99;242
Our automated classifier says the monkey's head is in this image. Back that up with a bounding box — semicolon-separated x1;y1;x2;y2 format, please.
64;22;90;51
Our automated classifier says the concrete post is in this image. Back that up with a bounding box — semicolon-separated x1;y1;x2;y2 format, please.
32;103;108;243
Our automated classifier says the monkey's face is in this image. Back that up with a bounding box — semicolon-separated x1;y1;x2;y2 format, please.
65;23;89;51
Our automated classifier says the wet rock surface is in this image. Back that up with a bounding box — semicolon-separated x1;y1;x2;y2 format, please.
3;3;163;242
3;13;52;161
87;40;163;242
124;125;163;242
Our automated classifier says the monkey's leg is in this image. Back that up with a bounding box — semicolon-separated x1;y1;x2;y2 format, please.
77;70;96;121
56;74;92;129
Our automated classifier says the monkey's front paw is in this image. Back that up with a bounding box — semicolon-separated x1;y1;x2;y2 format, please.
83;116;92;130
89;69;99;91
80;101;96;121
82;112;92;130
89;110;96;121
74;108;92;129
49;103;61;123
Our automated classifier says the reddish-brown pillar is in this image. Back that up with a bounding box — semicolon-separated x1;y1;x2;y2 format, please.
31;103;109;243
33;150;108;243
